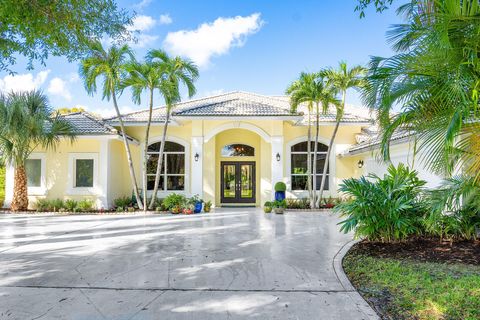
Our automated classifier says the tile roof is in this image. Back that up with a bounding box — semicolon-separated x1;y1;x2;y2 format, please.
59;112;137;142
343;128;414;156
105;91;371;124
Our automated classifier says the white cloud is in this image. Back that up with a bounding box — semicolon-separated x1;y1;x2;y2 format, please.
0;70;51;93
163;13;263;68
133;0;151;10
203;89;225;97
128;15;156;32
159;14;173;25
132;34;159;48
47;77;72;101
87;105;135;118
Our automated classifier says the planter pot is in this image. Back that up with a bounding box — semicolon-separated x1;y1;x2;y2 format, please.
194;201;203;213
204;207;211;213
274;207;285;214
274;191;286;201
183;209;193;215
263;207;272;213
171;207;181;214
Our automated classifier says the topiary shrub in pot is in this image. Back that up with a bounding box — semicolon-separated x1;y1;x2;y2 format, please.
163;193;186;214
263;201;273;213
274;182;286;201
203;200;212;213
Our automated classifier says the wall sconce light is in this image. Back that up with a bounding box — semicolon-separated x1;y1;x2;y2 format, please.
357;160;364;168
194;153;199;162
276;153;281;162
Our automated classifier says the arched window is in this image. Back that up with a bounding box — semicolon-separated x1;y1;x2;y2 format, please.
147;141;185;191
221;144;255;157
290;141;329;191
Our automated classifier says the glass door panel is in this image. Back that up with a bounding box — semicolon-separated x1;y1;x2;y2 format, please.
240;164;253;199
223;164;236;199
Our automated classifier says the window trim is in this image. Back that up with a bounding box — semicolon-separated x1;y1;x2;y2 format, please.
26;153;46;196
67;153;99;195
142;136;190;196
286;137;334;196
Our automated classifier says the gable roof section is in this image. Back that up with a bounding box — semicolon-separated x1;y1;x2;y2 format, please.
105;91;371;124
59;112;138;143
343;129;414;156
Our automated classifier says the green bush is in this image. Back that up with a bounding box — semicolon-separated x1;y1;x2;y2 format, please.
113;196;133;210
336;164;427;242
286;198;310;209
163;193;186;210
51;199;64;212
274;182;286;192
35;198;51;212
64;199;78;212
273;199;287;208
264;201;273;208
76;199;94;212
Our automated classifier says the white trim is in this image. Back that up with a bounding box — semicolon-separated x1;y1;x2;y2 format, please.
142;135;191;197
191;136;203;197
175;116;302;121
66;153;99;196
285;135;335;198
293;121;372;127
271;136;284;199
26;153;47;196
204;122;272;143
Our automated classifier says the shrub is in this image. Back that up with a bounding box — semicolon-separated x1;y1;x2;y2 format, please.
64;199;78;212
113;196;133;210
336;164;427;242
76;199;94;212
273;199;287;208
163;193;186;210
264;201;273;208
35;198;51;212
286;198;310;209
424;176;480;240
274;182;286;192
51;199;64;212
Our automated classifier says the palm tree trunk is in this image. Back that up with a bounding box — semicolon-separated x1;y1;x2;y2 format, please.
317;92;345;207
111;90;143;210
313;103;320;209
11;165;28;211
142;88;154;212
307;108;315;208
149;110;170;209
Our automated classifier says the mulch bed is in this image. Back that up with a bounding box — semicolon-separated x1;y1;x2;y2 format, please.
352;238;480;265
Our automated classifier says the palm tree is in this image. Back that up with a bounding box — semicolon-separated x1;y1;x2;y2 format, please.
146;50;198;209
80;41;144;209
121;59;164;212
286;72;320;208
361;0;480;182
319;62;366;206
0;90;75;211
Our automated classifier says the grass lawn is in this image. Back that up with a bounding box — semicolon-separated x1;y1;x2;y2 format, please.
343;246;480;320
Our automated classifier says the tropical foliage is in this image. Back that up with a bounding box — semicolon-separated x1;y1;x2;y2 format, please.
336;164;428;241
0;91;75;211
0;0;131;73
80;41;144;209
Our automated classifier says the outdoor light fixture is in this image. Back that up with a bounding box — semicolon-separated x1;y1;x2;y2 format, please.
357;160;364;168
194;153;199;162
276;153;281;162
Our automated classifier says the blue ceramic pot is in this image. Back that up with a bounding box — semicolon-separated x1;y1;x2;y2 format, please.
275;191;285;201
194;201;203;213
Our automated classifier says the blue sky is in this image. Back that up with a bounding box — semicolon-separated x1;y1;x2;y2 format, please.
0;0;402;117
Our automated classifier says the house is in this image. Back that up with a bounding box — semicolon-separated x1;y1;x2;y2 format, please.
3;91;442;209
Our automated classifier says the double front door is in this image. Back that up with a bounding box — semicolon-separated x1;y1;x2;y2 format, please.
221;161;256;203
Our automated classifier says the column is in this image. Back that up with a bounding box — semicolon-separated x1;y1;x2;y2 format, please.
271;136;284;199
191;136;203;197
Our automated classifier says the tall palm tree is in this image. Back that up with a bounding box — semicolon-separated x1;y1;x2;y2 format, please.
286;72;320;208
0;90;75;211
80;41;144;209
319;62;366;206
362;0;480;182
121;59;163;212
147;50;199;209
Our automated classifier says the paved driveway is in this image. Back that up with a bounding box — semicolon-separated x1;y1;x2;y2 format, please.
0;209;376;319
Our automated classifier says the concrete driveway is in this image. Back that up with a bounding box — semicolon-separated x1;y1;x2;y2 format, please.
0;209;376;319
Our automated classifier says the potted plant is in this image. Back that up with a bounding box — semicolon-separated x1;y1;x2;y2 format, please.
263;201;273;213
274;182;287;201
203;200;212;213
273;199;286;214
183;203;194;215
190;194;203;213
163;193;186;214
322;196;335;209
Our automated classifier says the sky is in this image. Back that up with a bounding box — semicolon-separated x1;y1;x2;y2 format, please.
0;0;404;117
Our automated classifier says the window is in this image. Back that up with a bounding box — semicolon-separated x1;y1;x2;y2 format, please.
221;144;255;157
25;159;42;187
68;153;98;194
25;153;46;195
75;159;94;187
290;141;329;191
146;141;185;191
